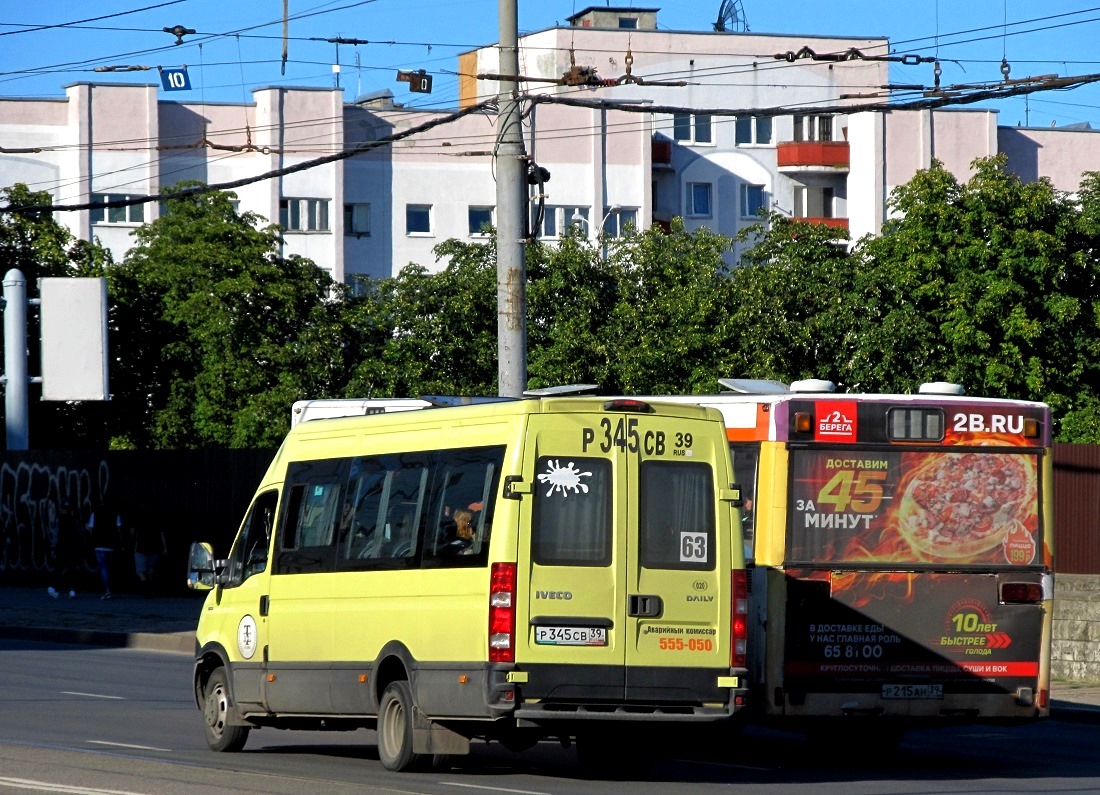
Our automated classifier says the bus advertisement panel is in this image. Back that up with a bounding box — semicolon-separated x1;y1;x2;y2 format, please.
776;397;1050;717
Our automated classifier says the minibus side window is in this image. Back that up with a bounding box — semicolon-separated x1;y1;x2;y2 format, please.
639;461;716;571
335;453;430;570
533;456;612;567
339;457;388;564
422;446;505;568
276;458;343;575
225;490;278;586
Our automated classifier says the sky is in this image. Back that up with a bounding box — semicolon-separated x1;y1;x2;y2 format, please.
2;1;1100;129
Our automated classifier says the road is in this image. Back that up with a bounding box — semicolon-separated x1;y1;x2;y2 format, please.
1;637;1098;794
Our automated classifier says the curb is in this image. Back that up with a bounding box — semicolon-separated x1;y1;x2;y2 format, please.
0;625;195;654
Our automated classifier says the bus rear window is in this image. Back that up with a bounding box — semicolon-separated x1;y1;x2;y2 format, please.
533;456;612;566
640;461;715;571
788;448;1041;567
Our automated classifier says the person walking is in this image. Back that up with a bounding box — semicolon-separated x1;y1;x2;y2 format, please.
131;510;168;597
87;505;121;599
47;497;81;599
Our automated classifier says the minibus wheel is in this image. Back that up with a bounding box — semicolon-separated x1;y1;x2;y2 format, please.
203;667;249;752
377;680;421;772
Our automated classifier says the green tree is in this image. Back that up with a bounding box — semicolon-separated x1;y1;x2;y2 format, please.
851;157;1100;436
729;212;856;386
526;229;621;391
111;184;348;448
608;220;737;394
343;237;499;398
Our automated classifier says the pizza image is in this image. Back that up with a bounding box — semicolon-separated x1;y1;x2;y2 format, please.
897;453;1035;560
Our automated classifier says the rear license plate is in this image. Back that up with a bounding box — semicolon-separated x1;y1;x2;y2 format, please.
881;683;943;699
534;626;608;646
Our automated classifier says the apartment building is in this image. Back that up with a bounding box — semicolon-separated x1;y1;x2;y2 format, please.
1;6;1097;281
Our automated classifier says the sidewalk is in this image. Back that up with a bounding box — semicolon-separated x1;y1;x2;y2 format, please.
0;585;200;654
0;585;1098;721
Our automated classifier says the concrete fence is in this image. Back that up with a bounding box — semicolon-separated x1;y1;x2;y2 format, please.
1053;574;1100;682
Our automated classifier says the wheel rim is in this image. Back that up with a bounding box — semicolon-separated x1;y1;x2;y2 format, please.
205;681;228;737
380;691;406;759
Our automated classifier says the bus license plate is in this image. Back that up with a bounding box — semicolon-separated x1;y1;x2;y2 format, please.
534;626;608;646
882;683;943;699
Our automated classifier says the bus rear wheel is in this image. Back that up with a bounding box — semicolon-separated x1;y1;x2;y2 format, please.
377;680;422;772
202;666;249;752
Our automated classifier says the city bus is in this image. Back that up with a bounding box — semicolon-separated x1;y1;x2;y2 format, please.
188;396;749;771
654;378;1053;745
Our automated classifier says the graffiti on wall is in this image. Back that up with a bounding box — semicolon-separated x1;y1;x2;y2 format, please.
0;459;110;576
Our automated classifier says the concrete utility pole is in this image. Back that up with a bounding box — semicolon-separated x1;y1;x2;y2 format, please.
495;0;527;397
2;269;30;450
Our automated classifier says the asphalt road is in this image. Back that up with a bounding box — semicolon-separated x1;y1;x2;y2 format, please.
3;637;1100;795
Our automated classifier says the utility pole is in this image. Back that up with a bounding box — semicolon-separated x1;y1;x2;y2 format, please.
2;269;30;450
495;0;527;397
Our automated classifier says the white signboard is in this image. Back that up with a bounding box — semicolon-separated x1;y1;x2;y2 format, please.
39;277;110;401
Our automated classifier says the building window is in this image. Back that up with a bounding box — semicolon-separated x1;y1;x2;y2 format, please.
687;183;712;217
532;206;594;238
793;186;834;219
344;203;371;236
735;116;773;146
618;17;639;29
672;113;713;145
468;206;494;236
280;198;329;232
740;184;767;218
793;115;834;142
406;204;432;235
90;194;144;225
602;207;638;237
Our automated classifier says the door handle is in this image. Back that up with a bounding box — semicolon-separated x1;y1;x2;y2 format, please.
628;594;663;618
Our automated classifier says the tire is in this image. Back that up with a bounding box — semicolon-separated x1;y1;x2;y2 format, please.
202;666;250;752
377;680;422;772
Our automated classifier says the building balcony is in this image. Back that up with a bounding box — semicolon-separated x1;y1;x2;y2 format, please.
777;141;850;173
794;216;849;231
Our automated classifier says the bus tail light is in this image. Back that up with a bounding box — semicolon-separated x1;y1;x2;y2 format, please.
1001;581;1043;604
489;562;517;663
731;569;748;669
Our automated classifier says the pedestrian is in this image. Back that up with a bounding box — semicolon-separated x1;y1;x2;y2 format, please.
87;505;121;599
47;497;81;599
131;510;168;597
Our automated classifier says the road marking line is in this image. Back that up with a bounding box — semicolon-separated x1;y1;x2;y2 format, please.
88;740;170;752
60;691;124;700
0;777;147;794
442;784;551;795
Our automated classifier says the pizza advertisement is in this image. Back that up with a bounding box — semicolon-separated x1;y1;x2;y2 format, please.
788;447;1041;566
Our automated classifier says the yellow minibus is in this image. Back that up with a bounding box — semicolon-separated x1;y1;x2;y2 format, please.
188;396;748;771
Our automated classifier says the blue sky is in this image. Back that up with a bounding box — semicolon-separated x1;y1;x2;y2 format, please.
2;1;1099;128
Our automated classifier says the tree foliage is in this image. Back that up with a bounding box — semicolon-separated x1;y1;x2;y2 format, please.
108;185;354;448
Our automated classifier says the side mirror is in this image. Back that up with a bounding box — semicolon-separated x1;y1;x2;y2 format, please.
187;541;221;591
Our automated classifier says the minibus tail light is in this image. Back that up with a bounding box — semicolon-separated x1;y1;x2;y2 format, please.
489;562;517;663
1001;581;1043;604
793;412;813;434
731;569;748;669
603;399;654;413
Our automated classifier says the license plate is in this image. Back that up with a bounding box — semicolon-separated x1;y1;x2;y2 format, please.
881;683;943;699
534;626;608;646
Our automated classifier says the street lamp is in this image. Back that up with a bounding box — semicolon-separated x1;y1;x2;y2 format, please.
572;205;623;260
571;204;623;239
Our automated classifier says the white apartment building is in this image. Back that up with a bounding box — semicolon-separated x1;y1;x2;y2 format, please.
1;6;1097;281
